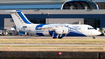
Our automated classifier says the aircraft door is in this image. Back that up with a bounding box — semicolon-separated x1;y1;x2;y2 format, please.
80;26;89;35
81;26;85;34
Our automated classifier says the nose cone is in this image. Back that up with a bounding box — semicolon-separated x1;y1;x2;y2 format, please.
92;30;101;36
96;31;101;36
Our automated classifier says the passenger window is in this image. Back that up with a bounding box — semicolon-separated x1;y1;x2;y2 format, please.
23;26;27;28
88;28;95;30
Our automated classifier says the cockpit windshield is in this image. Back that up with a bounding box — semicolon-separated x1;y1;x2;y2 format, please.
88;27;95;30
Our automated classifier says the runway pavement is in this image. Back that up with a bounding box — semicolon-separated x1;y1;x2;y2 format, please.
0;43;105;46
0;36;105;39
0;36;105;52
0;36;105;47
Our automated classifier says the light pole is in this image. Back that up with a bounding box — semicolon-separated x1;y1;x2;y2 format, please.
47;12;49;24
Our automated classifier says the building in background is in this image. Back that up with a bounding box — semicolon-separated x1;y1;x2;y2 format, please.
0;0;105;35
89;0;105;9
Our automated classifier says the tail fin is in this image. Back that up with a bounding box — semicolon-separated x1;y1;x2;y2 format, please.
5;10;32;27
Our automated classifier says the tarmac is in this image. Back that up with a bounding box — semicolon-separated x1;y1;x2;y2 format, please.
0;36;105;39
0;43;105;46
0;36;105;59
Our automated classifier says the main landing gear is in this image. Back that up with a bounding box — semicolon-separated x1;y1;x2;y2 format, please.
58;36;63;39
93;36;95;39
53;36;63;39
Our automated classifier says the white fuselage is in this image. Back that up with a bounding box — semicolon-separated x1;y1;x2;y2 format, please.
6;10;101;38
16;24;101;36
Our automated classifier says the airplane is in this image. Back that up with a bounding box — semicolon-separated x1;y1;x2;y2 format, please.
5;10;101;39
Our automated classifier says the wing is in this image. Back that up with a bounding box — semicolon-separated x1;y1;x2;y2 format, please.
38;24;65;30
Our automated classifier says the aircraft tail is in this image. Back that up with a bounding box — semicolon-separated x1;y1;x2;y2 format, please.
5;10;32;27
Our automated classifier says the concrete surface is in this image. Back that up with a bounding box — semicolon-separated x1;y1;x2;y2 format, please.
0;36;105;39
0;43;105;46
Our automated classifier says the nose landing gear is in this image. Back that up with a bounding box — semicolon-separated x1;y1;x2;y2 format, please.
93;36;95;39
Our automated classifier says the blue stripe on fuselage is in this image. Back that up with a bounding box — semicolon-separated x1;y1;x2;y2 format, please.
35;23;86;36
66;26;86;36
16;10;31;24
49;26;86;37
35;24;48;36
49;30;54;36
35;24;86;36
66;31;86;36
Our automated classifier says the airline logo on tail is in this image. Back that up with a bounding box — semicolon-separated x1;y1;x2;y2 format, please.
15;12;24;24
16;10;31;24
5;10;32;24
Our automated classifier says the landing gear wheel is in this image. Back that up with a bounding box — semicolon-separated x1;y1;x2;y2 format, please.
93;36;95;39
58;36;63;39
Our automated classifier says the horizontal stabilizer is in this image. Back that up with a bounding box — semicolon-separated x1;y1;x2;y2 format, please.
4;10;32;28
4;10;20;13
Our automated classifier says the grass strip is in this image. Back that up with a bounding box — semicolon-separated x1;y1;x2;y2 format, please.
0;46;104;52
0;39;105;44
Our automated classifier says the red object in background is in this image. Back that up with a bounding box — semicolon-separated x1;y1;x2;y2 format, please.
8;45;9;50
58;52;62;55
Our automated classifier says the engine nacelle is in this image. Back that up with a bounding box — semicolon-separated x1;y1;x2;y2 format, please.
55;27;69;34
